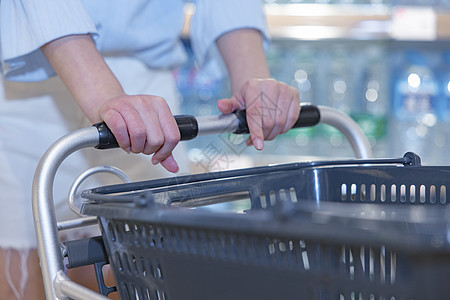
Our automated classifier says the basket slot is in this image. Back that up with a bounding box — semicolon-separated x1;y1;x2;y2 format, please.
441;185;447;203
116;266;158;300
257;186;300;209
266;238;307;270
102;219;169;289
331;168;450;205
259;191;277;209
338;181;450;216
334;245;401;299
118;282;167;300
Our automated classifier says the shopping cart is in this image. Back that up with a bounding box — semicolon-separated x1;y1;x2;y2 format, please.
32;105;450;300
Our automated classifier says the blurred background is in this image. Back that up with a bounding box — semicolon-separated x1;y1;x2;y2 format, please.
174;1;450;171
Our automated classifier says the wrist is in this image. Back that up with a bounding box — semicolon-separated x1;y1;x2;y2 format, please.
216;28;270;94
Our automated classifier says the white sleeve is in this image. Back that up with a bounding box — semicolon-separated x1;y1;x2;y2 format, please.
189;0;270;79
0;0;98;82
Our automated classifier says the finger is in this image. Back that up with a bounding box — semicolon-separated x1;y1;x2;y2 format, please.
242;83;265;150
248;81;278;141
282;90;301;134
143;118;165;156
265;84;297;140
121;109;148;154
103;100;149;154
217;95;245;114
160;154;179;173
129;97;169;156
151;102;181;164
101;109;131;153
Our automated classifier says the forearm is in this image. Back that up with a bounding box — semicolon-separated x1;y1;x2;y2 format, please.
41;34;124;123
216;28;270;94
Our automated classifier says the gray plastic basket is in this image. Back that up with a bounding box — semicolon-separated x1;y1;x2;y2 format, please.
81;153;450;300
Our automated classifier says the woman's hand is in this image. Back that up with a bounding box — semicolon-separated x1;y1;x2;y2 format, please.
98;94;181;173
217;78;300;150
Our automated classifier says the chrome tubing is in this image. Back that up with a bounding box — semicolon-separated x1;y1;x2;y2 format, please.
318;105;373;159
32;126;108;300
198;106;372;159
68;165;131;216
54;271;107;300
196;113;240;136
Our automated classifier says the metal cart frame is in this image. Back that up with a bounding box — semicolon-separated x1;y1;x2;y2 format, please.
32;105;371;300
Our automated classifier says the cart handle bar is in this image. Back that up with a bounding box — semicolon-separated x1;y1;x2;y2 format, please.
93;104;372;159
94;104;320;148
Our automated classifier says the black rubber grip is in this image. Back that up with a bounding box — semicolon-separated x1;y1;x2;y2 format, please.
233;104;321;134
64;236;109;268
94;105;320;149
94;115;198;149
95;122;118;149
175;115;198;141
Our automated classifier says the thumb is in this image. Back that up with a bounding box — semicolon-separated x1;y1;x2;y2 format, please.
217;96;244;114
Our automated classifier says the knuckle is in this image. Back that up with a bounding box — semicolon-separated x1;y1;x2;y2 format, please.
129;125;146;141
135;96;147;106
100;107;119;122
165;134;180;146
279;82;289;94
277;82;289;94
262;122;273;132
152;96;167;107
131;148;141;154
147;136;164;148
247;79;260;91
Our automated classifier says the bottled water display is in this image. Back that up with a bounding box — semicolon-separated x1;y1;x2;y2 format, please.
316;43;354;158
174;40;450;164
435;52;450;163
352;45;389;157
392;50;439;163
275;43;318;157
173;2;450;167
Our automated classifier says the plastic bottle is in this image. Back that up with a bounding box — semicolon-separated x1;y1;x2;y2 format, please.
392;50;439;163
435;51;450;165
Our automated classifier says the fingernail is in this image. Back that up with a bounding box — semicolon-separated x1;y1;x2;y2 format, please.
152;157;160;165
254;138;264;150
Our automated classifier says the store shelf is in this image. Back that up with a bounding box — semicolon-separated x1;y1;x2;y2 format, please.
265;4;390;40
437;11;450;39
265;4;450;41
182;3;450;41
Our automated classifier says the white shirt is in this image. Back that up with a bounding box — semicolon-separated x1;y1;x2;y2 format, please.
0;0;269;82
